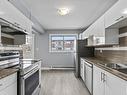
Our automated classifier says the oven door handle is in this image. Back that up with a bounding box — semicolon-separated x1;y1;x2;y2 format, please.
23;66;39;79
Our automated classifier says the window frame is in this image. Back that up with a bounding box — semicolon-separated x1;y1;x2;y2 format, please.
49;34;78;53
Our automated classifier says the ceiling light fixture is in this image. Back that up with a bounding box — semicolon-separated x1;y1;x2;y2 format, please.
122;8;127;14
57;8;70;16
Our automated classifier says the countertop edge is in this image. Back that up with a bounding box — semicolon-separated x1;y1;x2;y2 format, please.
80;57;127;81
0;69;18;79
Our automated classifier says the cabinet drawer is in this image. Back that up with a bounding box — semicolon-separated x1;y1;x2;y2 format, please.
0;72;17;91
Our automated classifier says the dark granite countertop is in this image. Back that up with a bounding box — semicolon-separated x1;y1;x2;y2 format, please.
0;68;18;79
81;57;127;81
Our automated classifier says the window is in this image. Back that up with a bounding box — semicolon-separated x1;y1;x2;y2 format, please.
49;34;77;52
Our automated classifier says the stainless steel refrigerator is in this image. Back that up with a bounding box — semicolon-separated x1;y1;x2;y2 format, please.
73;39;94;78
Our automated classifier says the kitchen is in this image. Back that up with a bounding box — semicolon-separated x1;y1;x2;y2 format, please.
0;0;127;95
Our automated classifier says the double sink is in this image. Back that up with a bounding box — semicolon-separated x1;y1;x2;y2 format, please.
102;63;127;74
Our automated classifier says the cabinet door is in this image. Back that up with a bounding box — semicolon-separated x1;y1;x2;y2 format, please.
93;15;105;45
82;29;89;39
85;65;92;93
93;65;105;95
0;0;20;25
26;20;32;34
94;15;105;37
7;0;28;31
105;71;127;95
0;0;29;31
82;23;94;39
79;33;83;40
0;82;17;95
0;0;14;23
105;0;127;28
80;59;84;80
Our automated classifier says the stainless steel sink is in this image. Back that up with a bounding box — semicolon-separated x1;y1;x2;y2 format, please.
103;63;127;69
98;62;127;74
103;63;127;74
105;63;122;69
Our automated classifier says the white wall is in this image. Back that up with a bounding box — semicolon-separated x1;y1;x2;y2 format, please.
34;30;81;68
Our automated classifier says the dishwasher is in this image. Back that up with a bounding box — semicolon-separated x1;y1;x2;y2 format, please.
84;60;93;94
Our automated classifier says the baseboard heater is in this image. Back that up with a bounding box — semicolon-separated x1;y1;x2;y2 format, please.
42;67;74;70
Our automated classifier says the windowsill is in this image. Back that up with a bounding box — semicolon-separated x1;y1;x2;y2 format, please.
49;51;74;53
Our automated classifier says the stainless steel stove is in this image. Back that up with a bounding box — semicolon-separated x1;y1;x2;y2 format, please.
0;51;42;95
19;59;42;95
20;59;41;75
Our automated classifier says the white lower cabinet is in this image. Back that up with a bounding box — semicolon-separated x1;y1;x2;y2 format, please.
0;82;17;95
93;65;105;95
80;59;93;94
105;71;127;95
93;65;127;95
85;64;92;93
0;72;17;95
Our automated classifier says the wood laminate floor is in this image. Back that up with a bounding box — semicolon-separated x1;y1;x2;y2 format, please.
41;70;90;95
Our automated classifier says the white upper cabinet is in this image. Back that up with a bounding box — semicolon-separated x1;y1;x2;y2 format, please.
82;15;105;45
82;23;95;39
0;0;32;33
0;0;14;22
27;19;32;34
82;15;105;39
92;15;105;45
93;15;105;37
82;0;127;46
79;33;83;40
105;0;127;28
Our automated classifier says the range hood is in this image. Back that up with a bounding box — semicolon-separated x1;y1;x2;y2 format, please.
0;18;27;35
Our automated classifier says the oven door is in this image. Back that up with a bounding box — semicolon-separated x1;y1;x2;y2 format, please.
21;66;41;95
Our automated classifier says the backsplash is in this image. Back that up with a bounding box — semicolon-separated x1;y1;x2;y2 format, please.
94;25;127;64
95;50;127;64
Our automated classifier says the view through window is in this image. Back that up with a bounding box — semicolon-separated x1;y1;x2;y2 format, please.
49;34;77;52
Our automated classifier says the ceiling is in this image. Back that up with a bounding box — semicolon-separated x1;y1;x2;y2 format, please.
23;0;117;30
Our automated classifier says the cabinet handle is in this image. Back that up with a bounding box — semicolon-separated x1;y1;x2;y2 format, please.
101;72;103;82
102;73;106;83
84;65;86;80
14;22;20;26
115;16;124;21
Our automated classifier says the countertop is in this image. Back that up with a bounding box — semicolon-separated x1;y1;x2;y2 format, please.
81;57;127;81
0;68;18;79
